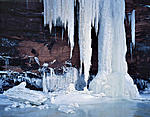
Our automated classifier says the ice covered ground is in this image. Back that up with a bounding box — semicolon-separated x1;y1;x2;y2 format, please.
0;93;150;117
1;82;150;116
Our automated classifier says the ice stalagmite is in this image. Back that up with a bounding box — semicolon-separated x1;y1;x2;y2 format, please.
131;10;135;47
89;0;139;98
43;0;74;58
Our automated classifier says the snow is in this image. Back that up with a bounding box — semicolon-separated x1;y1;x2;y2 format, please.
4;82;47;105
50;91;103;105
58;104;79;114
42;63;48;67
131;10;135;47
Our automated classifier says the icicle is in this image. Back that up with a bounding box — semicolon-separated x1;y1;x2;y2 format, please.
131;10;135;47
74;0;76;6
43;72;48;93
34;57;40;66
130;42;133;61
26;0;28;9
78;0;93;88
128;13;131;25
43;0;47;26
43;0;74;58
62;28;64;40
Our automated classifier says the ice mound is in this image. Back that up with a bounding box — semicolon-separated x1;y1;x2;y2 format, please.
4;82;47;105
89;72;139;98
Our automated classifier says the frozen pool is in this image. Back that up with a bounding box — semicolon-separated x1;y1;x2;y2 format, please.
0;94;150;117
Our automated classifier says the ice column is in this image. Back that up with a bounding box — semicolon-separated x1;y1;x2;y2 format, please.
78;0;99;88
78;0;92;88
89;0;139;98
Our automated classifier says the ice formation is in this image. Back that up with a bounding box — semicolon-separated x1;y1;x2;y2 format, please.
130;42;133;61
42;67;78;92
89;0;139;98
43;0;74;58
4;82;47;105
34;57;40;66
131;10;135;47
43;0;139;98
128;13;131;25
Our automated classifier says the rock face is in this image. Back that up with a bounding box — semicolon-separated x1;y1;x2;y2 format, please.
125;0;150;80
0;0;150;80
0;0;72;72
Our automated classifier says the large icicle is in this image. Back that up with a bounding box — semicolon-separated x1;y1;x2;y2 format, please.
89;0;139;98
78;0;100;88
131;10;135;47
78;0;92;88
43;0;74;58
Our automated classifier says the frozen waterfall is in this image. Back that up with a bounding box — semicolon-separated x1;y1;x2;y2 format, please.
43;0;139;98
89;0;139;98
43;0;74;58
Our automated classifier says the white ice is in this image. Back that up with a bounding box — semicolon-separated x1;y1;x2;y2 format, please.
42;67;78;92
89;0;139;98
43;0;74;58
43;0;139;99
131;10;135;47
4;82;47;105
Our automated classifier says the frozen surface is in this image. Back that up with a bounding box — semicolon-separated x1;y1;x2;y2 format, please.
0;93;150;117
4;82;47;105
0;95;13;105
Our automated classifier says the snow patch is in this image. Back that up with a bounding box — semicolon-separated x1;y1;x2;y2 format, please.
58;103;79;114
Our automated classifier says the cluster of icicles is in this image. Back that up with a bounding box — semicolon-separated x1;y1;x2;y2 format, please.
43;0;139;98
